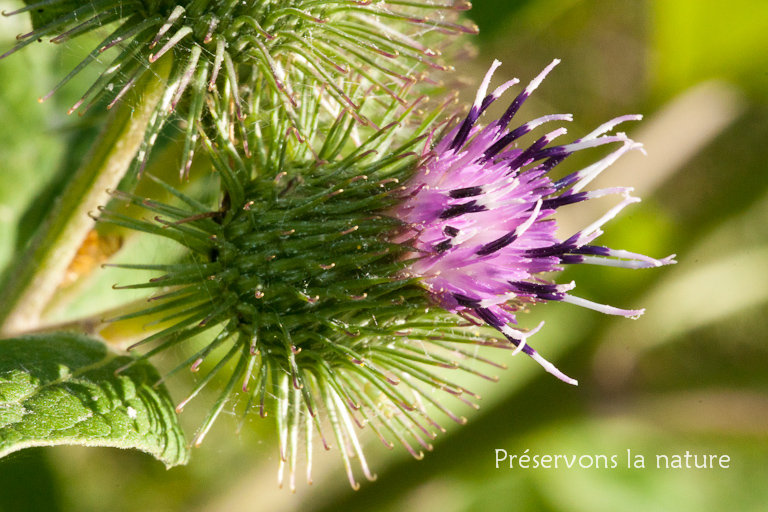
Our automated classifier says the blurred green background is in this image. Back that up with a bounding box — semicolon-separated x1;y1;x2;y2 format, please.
2;0;768;510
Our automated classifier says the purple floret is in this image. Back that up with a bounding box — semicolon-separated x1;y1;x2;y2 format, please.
393;60;676;385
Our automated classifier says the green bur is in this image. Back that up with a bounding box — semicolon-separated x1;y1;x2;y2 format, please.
2;0;472;176
100;96;507;489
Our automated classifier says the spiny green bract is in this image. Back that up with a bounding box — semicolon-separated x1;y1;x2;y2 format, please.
2;0;474;176
99;84;511;489
103;145;504;490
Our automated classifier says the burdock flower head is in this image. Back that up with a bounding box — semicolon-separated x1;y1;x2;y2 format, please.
103;58;674;489
393;59;676;385
2;0;473;176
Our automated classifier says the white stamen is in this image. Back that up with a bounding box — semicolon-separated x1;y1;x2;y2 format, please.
571;229;603;249
561;295;645;317
581;114;643;141
524;59;560;96
522;113;573;132
499;323;525;341
580;252;677;269
570;139;645;193
561;133;629;154
544;127;568;144
517;199;542;237
474;60;503;109
478;293;517;308
499;320;544;343
579;193;640;238
582;187;633;200
490;78;520;101
529;351;578;385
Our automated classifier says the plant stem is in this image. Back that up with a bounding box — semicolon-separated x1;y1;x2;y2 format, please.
0;57;171;335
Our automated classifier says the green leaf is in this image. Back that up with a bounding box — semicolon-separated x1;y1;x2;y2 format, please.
0;332;189;468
